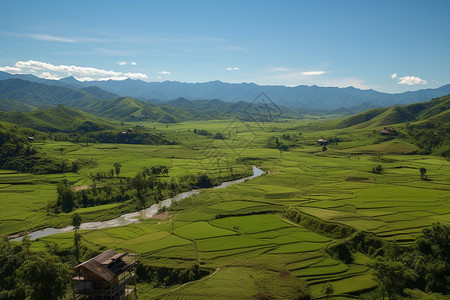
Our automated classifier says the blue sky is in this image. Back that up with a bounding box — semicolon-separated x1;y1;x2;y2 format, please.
0;0;448;93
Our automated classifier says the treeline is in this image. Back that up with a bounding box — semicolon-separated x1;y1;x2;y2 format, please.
190;128;226;140
43;130;175;146
136;263;209;287
49;165;229;213
266;136;289;151
85;131;175;145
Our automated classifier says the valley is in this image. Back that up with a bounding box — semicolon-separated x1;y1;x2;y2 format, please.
1;102;449;298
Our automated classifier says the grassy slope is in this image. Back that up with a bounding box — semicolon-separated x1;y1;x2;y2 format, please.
334;94;450;129
0;105;118;132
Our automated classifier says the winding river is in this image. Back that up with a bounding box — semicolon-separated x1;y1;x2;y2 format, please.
13;166;264;241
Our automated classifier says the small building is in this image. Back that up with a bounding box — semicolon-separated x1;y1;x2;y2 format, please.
380;128;392;135
27;136;35;141
72;249;137;300
317;138;328;145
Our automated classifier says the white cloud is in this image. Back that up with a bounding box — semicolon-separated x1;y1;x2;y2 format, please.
271;67;290;72
226;67;239;71
28;33;75;43
15;60;121;76
76;76;128;82
118;61;137;66
124;72;148;79
302;71;326;76
10;60;148;81
266;71;368;89
397;76;427;85
0;66;22;73
40;72;62;80
159;71;171;75
391;73;427;85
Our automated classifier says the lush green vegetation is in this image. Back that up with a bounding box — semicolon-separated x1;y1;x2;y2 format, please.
0;238;72;299
0;92;449;299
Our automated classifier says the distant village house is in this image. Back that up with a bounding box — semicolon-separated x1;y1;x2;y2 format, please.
380;127;393;135
317;138;328;145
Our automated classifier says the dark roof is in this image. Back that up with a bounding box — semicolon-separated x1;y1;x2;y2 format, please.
92;249;117;265
73;249;129;282
76;259;116;282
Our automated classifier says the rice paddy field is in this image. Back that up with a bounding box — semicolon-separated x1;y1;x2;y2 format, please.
2;118;449;299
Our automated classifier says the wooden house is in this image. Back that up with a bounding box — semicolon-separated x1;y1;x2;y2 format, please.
72;249;137;300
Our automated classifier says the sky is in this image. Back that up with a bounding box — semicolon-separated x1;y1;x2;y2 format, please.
0;0;448;93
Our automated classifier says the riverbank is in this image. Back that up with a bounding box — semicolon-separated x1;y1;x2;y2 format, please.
12;166;264;241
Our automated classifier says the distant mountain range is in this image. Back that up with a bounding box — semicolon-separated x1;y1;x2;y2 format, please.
1;71;449;111
0;78;299;122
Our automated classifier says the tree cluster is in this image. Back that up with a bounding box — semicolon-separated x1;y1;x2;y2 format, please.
136;263;207;287
0;129;78;174
370;223;449;299
0;238;71;300
192;128;226;140
406;122;449;155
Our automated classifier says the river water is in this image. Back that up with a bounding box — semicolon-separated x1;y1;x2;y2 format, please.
13;166;264;241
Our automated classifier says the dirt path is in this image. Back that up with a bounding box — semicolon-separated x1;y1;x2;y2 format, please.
73;185;91;191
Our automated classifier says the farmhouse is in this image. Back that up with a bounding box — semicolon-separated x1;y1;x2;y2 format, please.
72;249;137;300
380;128;392;135
317;138;328;145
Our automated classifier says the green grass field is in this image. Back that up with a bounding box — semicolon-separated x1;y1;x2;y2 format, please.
3;118;449;299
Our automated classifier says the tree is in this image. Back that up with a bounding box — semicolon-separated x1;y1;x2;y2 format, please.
22;236;31;255
372;164;384;174
370;258;417;300
131;173;146;201
16;253;71;300
322;282;334;298
113;162;122;177
142;167;151;179
57;182;74;213
72;213;82;262
72;213;82;230
420;167;427;180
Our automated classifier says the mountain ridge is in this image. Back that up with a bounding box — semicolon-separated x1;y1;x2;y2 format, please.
2;71;450;111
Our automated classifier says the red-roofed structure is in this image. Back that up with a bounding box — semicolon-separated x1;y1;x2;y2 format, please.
380;128;392;135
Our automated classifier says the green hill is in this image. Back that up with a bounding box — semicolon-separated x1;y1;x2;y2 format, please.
331;94;450;155
334;94;450;129
0;98;34;112
80;97;184;123
0;78;98;107
0;79;191;122
0;105;116;133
